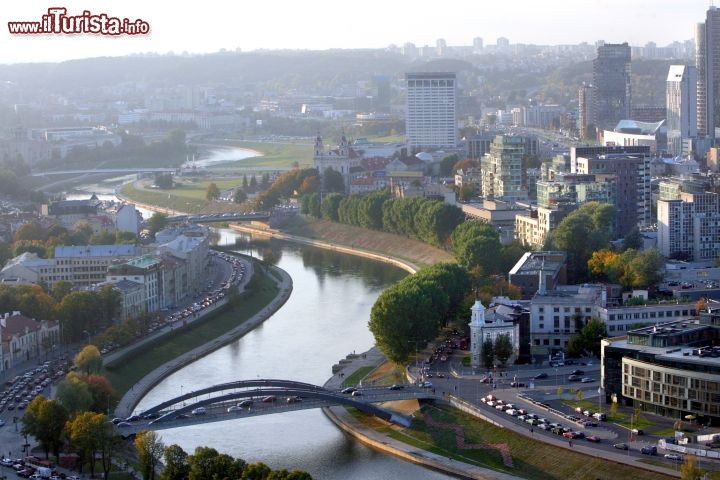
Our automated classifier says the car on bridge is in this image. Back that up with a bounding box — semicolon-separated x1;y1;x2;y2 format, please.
191;407;207;415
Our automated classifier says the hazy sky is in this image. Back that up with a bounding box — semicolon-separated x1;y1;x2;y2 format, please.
1;0;713;64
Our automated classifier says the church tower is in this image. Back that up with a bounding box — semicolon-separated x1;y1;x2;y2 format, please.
469;296;486;368
314;132;324;157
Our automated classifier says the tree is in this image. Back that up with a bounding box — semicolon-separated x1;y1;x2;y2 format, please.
21;396;68;459
493;333;513;367
67;411;119;477
482;338;495;369
51;280;74;302
323;167;345;193
84;374;117;413
147;212;168;236
451;220;502;273
135;431;165;480
439;154;459;177
206;182;221;201
75;345;103;375
320;192;343;221
154;173;174;189
56;371;93;414
680;453;703;480
232;189;247;204
161;444;191;480
187;446;245;480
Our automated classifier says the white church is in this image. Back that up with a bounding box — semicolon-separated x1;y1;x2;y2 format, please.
469;297;520;369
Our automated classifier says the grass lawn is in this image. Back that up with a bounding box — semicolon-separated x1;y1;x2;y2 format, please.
217;140;314;168
353;404;676;480
103;263;279;397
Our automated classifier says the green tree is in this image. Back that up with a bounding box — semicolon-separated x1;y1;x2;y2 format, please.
154;173;174;189
51;280;74;302
206;182;221;201
451;220;502;273
482;338;495;369
493;333;513;367
187;446;246;480
439;154;459;177
232;189;247;204
56;371;93;414
147;212;168;236
161;444;191;480
320;192;343;221
322;167;345;193
241;463;272;479
135;431;165;480
546;202;615;283
21;396;69;459
622;226;643;251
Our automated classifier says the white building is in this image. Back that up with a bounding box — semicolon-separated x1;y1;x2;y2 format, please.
469;297;520;368
116;204;142;236
405;72;457;150
0;311;60;372
666;65;698;156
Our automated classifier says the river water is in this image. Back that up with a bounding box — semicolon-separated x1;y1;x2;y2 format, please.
133;233;455;479
67;173;456;478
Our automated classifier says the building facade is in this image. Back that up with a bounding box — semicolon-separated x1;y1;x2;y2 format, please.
592;43;632;131
657;192;720;261
480;135;531;202
405;72;457;150
0;311;60;372
696;6;720;139
666;65;698;156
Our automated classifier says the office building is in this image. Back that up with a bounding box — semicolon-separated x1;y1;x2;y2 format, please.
578;83;595;140
405;72;457;150
666;65;698;156
592;43;632;131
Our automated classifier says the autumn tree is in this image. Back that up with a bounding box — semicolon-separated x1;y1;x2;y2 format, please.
21;395;69;459
75;344;103;374
67;411;120;477
136;431;165;480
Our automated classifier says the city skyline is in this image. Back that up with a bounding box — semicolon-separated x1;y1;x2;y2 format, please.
0;0;713;65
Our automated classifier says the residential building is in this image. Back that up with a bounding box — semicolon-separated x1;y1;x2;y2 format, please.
405;72;457;150
657;192;720;261
0;311;60;371
572;146;652;238
696;6;720;139
592;43;632;131
666;65;698;156
116;204;142;236
480;135;533;202
106;254;163;313
0;245;142;289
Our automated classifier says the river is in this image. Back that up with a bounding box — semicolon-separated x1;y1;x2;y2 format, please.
134;233;455;479
67;180;456;479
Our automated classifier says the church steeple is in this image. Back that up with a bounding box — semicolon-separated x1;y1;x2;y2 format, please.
339;129;348;157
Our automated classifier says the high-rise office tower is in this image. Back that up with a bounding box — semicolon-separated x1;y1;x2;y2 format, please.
405;72;457;150
592;42;631;131
696;6;720;139
666;65;697;156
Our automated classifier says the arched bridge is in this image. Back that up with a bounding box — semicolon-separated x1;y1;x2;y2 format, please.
117;379;439;436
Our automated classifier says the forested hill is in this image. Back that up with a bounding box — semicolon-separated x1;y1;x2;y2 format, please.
0;49;676;109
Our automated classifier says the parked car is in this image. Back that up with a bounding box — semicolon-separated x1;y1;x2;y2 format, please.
191;407;207;415
533;372;548;379
227;405;242;413
388;384;404;390
341;387;357;394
